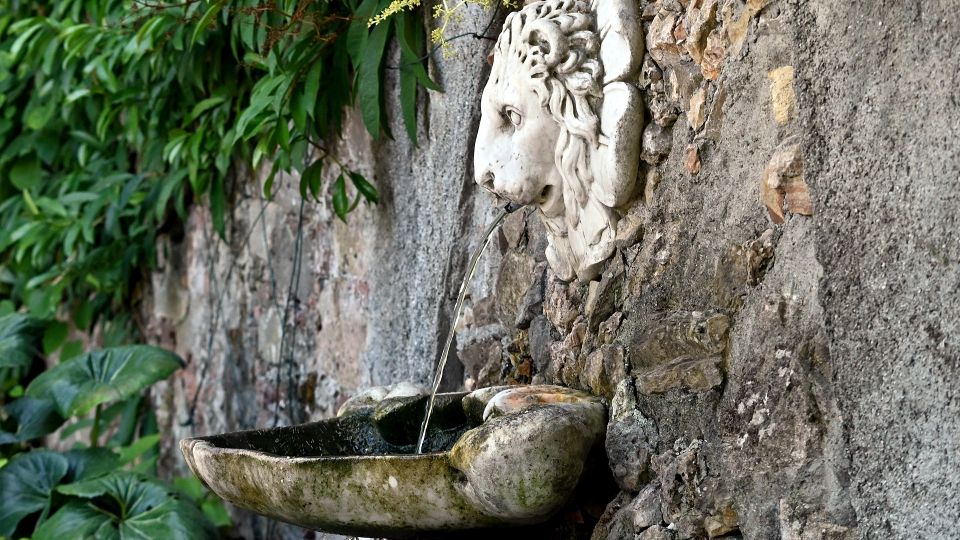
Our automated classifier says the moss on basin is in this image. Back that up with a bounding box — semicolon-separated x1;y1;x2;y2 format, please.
181;386;606;538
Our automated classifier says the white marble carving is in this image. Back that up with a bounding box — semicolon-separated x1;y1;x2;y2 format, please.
474;0;645;281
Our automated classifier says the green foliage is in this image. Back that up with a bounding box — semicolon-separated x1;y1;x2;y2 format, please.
0;314;226;539
0;312;44;370
0;450;69;536
26;345;183;417
0;0;438;323
0;396;64;443
36;472;217;540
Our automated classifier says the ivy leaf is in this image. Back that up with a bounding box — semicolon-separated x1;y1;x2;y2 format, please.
25;345;184;417
0;451;70;537
38;472;216;540
0;313;44;370
332;173;349;222
349;171;379;204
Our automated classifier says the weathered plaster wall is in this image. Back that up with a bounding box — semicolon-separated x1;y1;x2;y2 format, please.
143;1;959;539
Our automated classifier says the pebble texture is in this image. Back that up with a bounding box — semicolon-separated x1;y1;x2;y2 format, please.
144;1;959;538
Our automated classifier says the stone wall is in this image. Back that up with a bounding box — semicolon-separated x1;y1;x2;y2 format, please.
143;1;960;538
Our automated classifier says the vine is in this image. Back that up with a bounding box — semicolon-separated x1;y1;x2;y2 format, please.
0;0;437;327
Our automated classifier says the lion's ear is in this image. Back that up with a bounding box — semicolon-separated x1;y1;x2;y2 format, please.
593;82;643;208
524;19;569;68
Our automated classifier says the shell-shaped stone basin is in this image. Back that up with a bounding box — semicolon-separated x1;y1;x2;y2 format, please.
180;385;606;538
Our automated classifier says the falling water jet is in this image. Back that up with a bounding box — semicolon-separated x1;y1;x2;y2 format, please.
416;201;524;454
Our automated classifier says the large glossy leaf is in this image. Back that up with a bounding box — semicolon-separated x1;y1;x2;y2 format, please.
36;472;216;540
25;346;183;417
0;396;65;443
62;448;123;482
0;313;44;370
0;450;69;536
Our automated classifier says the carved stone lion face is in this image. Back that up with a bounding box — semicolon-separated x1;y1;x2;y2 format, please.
474;0;644;282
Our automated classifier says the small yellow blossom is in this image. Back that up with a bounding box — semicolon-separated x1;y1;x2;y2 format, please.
370;0;521;56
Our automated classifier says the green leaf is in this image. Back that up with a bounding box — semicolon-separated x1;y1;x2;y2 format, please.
211;177;226;239
60;339;83;361
395;12;441;92
9;155;42;190
186;96;226;124
30;501;109;540
62;448;122;482
303;59;322;116
172;476;232;528
349;171;379;204
191;1;226;46
345;0;379;68
332;173;349;222
0;313;44;370
117;433;161;464
300;159;324;201
0;451;69;537
262;161;280;199
22;188;39;215
358;20;391;138
0;397;65;444
40;472;216;540
25;103;54;130
25;346;184;417
275;120;290;152
43;320;69;355
108;397;142;447
395;11;430;143
399;63;418;144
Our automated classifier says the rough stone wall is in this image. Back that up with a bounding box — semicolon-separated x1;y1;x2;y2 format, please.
141;7;506;538
143;1;960;539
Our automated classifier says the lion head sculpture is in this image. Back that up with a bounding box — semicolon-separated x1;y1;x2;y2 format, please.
474;0;644;281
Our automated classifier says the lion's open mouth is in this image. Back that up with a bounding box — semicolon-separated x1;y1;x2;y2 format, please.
538;184;554;204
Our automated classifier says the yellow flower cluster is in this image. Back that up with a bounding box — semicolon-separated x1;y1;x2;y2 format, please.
368;0;423;27
370;0;520;56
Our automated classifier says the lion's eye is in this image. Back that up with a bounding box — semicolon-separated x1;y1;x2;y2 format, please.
503;107;522;128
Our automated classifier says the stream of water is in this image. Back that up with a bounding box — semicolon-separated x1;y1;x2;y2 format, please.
415;203;521;454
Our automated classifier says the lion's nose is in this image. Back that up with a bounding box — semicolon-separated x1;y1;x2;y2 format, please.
478;170;496;193
476;169;534;205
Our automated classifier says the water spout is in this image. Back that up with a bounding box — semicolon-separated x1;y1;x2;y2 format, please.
416;202;522;454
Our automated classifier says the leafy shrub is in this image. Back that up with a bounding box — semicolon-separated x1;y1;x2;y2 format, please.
0;0;437;324
0;313;226;539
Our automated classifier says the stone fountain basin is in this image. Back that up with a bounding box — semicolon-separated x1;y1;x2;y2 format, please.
180;385;606;538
